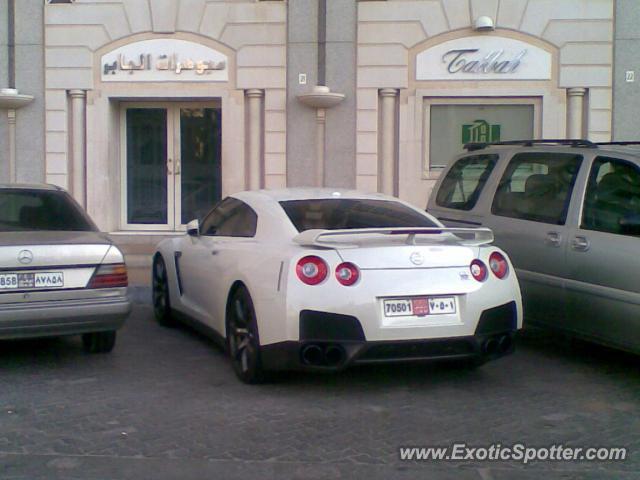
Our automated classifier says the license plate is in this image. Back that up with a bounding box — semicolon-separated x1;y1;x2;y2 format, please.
383;296;456;317
0;272;64;290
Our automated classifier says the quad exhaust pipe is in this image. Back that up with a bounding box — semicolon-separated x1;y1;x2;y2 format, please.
301;343;345;367
482;334;512;356
301;344;324;365
324;345;344;366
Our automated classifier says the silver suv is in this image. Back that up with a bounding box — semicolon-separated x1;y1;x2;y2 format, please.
427;140;640;354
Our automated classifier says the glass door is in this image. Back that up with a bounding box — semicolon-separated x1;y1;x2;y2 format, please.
177;107;222;225
121;103;222;230
124;107;172;228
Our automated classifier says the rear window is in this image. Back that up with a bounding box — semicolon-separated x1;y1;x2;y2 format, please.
280;199;438;232
0;189;97;232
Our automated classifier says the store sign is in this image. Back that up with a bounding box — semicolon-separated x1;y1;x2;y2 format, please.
101;39;228;82
462;120;501;143
416;36;551;81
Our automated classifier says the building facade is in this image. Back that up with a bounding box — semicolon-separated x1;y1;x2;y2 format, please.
612;0;640;140
0;0;45;185
0;0;622;239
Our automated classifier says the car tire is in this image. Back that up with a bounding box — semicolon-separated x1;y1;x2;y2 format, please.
152;255;176;327
82;331;116;353
226;286;266;384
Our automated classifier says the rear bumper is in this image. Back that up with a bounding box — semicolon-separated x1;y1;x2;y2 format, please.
0;294;131;339
261;302;518;371
261;333;515;372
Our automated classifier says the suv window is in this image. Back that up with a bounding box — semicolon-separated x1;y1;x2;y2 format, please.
200;198;257;237
491;152;583;225
582;156;640;236
436;154;498;211
0;189;97;232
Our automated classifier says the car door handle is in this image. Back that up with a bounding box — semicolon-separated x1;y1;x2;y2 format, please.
571;236;590;252
545;231;562;247
211;250;218;255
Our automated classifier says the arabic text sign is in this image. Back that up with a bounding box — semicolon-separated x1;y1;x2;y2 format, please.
416;36;551;81
101;39;228;82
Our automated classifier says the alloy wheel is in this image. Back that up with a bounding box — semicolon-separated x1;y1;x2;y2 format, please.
227;288;264;383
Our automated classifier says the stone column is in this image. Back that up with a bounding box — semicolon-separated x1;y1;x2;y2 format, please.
246;89;264;190
379;88;398;196
69;90;87;207
8;109;16;183
567;88;587;139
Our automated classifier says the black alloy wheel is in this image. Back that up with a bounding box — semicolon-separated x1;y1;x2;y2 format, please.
152;255;176;327
226;286;265;384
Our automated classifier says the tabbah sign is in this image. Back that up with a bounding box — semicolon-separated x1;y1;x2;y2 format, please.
101;39;228;82
416;36;552;81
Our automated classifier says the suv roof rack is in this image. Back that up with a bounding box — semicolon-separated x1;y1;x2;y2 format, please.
596;141;640;146
464;139;598;152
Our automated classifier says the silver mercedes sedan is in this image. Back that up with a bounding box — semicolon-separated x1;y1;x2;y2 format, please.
0;184;131;353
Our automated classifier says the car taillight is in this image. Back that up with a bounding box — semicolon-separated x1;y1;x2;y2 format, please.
489;252;509;279
470;259;488;282
296;256;328;285
335;262;359;286
87;263;128;288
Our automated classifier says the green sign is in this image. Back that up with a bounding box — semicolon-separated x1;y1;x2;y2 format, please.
462;119;501;143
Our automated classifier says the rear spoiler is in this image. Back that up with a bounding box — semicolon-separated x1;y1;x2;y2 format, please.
293;227;494;248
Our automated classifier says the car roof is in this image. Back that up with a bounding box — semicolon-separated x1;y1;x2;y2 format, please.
233;188;394;203
0;183;63;191
460;140;640;160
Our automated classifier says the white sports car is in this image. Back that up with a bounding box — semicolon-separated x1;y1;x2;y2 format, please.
153;189;522;383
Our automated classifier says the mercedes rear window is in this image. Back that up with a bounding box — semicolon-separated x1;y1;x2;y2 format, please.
0;190;97;232
280;199;438;232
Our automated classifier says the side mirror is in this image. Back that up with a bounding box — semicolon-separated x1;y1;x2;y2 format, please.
186;219;200;237
619;213;640;236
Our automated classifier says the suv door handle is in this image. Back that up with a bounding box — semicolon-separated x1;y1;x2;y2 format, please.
545;231;562;247
571;236;590;252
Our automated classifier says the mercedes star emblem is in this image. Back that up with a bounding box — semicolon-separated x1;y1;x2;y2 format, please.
18;249;33;264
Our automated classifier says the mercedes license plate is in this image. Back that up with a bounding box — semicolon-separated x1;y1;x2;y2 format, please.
0;272;64;290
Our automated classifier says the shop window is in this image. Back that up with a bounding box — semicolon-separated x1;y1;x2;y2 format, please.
428;104;534;169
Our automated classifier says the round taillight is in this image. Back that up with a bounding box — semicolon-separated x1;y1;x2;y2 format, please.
489;252;509;279
335;262;360;286
296;256;328;285
470;259;488;282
